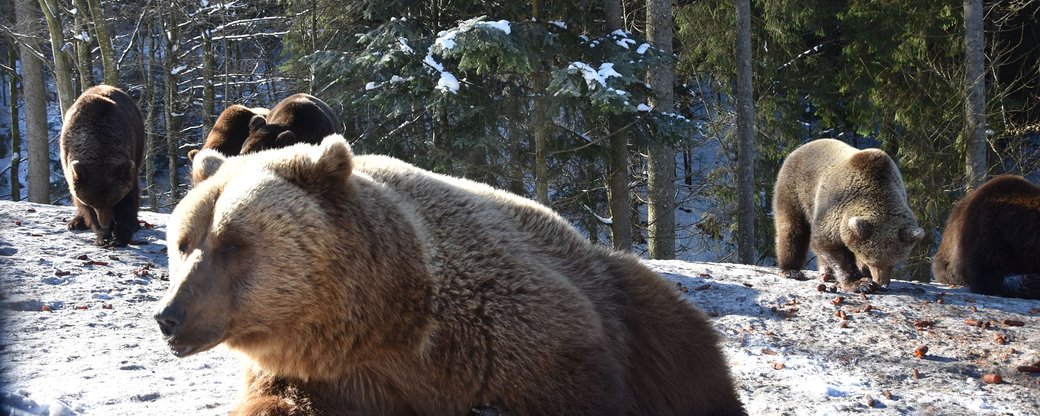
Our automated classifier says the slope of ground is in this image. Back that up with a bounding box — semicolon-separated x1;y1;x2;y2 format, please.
0;200;1037;415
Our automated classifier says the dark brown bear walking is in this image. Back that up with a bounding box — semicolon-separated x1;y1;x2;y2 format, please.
773;139;924;293
239;93;339;154
156;136;745;416
60;85;144;247
187;105;270;162
932;175;1040;299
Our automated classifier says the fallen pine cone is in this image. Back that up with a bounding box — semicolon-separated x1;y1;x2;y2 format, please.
816;284;827;292
54;270;71;277
742;282;754;288
831;296;845;306
912;368;920;379
772;362;785;370
965;318;982;327
913;345;928;359
913;320;934;330
994;334;1008;345
694;284;711;291
83;260;110;267
865;395;875;408
839;320;850;328
1016;366;1040;373
41;305;52;312
835;310;848;320
14;220;21;226
882;390;893;400
982;374;1002;384
1003;319;1025;327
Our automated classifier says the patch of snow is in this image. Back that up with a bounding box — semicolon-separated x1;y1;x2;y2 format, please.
637;104;651;112
568;62;622;88
389;75;408;84
434;30;457;50
475;20;510;35
436;72;460;94
365;82;381;91
636;43;651;55
170;65;187;76
423;54;444;72
397;37;413;54
550;20;567;29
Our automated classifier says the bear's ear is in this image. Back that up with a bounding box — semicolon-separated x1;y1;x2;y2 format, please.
848;216;873;240
192;149;227;184
70;160;85;182
187;149;199;162
249;114;266;131
900;226;925;243
279;135;354;193
276;130;296;144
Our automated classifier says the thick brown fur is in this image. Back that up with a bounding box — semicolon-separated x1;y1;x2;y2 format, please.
239;93;338;154
187;105;270;162
156;136;744;416
60;85;144;247
932;175;1040;299
773;139;924;293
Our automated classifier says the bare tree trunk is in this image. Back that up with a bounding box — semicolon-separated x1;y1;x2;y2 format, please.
163;11;180;203
963;0;986;192
202;30;215;135
37;0;74;115
72;0;92;92
8;43;21;201
86;0;117;85
142;17;157;211
604;0;632;251
735;0;756;264
646;0;676;259
531;0;549;205
15;0;51;204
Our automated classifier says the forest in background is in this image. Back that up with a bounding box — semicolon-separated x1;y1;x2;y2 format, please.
1;0;1039;280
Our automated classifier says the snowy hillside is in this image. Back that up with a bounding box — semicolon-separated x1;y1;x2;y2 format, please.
1;200;1038;415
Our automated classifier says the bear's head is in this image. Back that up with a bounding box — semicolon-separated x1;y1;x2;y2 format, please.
239;114;296;154
155;136;355;359
67;158;136;229
841;215;924;287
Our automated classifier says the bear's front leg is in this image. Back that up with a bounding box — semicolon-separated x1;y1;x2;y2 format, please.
234;369;317;416
816;247;878;293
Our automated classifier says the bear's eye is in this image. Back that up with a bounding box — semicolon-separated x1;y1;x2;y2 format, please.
177;241;190;255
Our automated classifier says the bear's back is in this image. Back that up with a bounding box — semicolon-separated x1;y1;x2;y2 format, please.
61;85;145;164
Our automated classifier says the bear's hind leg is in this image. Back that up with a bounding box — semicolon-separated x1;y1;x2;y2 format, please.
775;209;811;280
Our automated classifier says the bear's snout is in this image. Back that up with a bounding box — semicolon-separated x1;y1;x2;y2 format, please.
154;304;185;337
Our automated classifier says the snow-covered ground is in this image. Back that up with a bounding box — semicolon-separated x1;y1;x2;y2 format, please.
1;200;1038;415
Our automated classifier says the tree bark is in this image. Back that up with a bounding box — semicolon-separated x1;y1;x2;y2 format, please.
15;0;51;204
8;43;21;201
163;10;180;203
735;0;757;264
202;30;215;135
37;0;75;115
604;0;632;251
86;0;117;85
72;0;92;92
142;16;157;211
963;0;986;192
646;0;676;259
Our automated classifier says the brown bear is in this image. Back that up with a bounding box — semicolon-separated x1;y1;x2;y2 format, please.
155;136;745;416
932;175;1040;299
186;105;270;162
773;138;924;293
60;85;144;247
238;93;339;154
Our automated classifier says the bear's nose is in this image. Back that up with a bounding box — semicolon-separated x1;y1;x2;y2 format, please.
154;305;185;336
